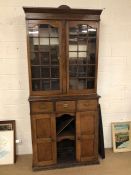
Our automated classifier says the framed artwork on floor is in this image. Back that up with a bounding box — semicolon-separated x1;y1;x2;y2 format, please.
112;121;131;152
0;120;16;165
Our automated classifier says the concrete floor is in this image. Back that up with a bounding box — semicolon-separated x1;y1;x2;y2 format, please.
0;149;131;175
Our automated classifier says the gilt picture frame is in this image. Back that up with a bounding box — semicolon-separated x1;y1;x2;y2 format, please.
112;122;131;152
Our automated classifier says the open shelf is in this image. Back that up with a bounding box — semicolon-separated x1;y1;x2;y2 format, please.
57;131;75;142
57;139;76;162
56;114;76;162
57;117;74;136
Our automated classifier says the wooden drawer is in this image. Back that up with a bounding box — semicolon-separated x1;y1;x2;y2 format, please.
31;102;53;113
56;101;76;112
77;100;97;111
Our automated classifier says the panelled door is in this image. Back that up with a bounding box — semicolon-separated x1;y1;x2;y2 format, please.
32;114;56;166
76;111;98;161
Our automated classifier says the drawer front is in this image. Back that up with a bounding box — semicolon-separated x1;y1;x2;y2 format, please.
56;101;75;112
77;100;97;111
31;102;53;113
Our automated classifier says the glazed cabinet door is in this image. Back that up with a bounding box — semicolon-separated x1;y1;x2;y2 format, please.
32;114;56;166
27;20;62;95
67;21;99;94
76;111;98;162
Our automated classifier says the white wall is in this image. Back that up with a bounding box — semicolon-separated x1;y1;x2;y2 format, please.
0;0;131;154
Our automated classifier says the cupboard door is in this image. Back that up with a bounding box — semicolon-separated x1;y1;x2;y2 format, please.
32;114;56;166
67;21;98;94
28;20;62;95
76;111;98;161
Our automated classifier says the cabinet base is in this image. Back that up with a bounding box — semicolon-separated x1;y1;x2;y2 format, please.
33;159;99;171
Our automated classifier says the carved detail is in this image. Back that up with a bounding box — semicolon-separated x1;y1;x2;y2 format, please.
58;5;71;9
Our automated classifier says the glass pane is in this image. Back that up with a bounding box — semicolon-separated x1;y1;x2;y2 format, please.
69;45;77;51
78;66;87;77
50;26;58;37
51;67;59;78
69;36;78;44
29;38;39;51
31;52;40;65
78;38;87;45
50;38;59;45
69;52;77;57
78;45;87;51
51;46;59;65
69;27;78;46
29;25;39;37
78;52;86;57
78;25;88;44
39;24;49;37
87;66;95;77
32;80;40;91
88;28;96;42
69;65;77;77
69;57;77;64
40;52;49;65
69;27;78;52
69;78;78;89
31;67;40;78
87;79;95;89
77;57;87;64
41;79;50;90
69;78;86;90
88;27;96;64
78;79;86;89
39;45;49;52
40;38;49;45
41;67;50;78
69;27;78;35
88;53;96;64
51;79;59;90
78;24;88;37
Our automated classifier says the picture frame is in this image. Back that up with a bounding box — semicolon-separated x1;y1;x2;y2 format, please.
0;120;16;165
112;121;131;152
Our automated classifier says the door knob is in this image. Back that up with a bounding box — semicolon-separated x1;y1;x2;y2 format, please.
63;103;69;108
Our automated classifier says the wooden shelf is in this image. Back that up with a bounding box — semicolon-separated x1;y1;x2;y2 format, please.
57;117;74;136
57;131;75;142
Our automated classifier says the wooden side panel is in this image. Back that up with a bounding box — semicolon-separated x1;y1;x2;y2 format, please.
76;111;98;162
32;114;56;166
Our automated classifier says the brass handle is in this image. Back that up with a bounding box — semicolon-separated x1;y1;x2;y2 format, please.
63;103;69;108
